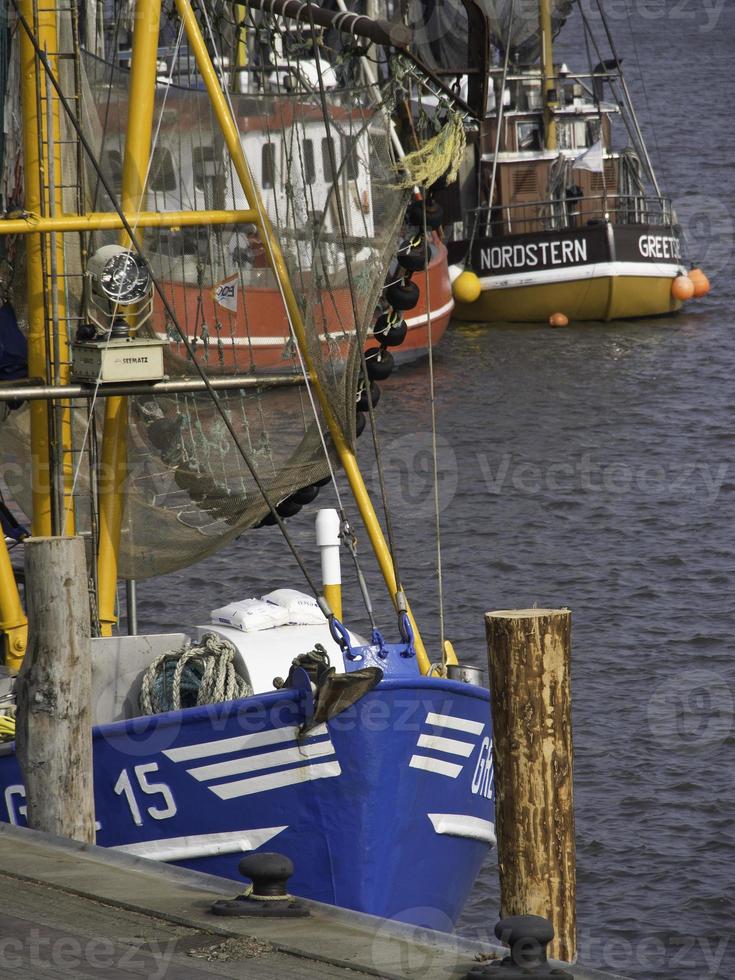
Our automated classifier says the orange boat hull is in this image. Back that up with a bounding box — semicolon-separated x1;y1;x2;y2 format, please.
154;241;453;373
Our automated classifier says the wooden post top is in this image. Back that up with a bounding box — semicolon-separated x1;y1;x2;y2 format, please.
486;608;571;619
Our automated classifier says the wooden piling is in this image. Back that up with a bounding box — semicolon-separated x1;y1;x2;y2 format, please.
15;536;95;843
485;608;576;962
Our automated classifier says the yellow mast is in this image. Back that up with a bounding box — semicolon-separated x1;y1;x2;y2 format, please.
539;0;557;150
173;0;432;672
3;0;73;668
96;0;162;636
233;4;248;92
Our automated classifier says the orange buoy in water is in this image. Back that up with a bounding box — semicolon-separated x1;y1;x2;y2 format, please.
688;268;711;298
549;312;569;327
671;275;695;301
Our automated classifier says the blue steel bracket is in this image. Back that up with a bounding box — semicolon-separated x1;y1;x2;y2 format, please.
330;616;418;678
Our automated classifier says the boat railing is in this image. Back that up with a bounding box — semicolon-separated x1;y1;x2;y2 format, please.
465;194;675;239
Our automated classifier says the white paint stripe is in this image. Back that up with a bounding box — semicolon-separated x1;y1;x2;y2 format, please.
156;331;286;348
187;739;335;782
417;733;475;758
163;723;328;763
113;826;287;862
404;297;455;328
427;813;496;845
477;261;684;291
155;297;454;348
210;760;342;799
425;712;485;736
409;755;463;779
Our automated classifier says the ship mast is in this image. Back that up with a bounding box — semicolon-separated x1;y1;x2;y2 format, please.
539;0;557;150
96;0;162;636
3;0;434;671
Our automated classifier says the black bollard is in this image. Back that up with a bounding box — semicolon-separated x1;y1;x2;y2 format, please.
210;852;310;918
464;915;573;978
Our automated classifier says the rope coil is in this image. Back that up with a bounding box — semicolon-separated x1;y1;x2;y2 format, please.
139;632;253;715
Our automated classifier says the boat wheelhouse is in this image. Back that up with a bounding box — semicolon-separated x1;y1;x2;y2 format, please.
409;0;699;323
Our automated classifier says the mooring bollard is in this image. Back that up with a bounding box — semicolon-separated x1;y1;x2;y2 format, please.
210;851;310;918
485;608;576;963
465;914;572;978
15;536;96;843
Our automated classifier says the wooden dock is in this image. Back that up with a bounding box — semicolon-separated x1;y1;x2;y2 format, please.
0;823;631;980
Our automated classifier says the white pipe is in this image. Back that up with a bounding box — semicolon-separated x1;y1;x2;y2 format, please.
315;508;342;589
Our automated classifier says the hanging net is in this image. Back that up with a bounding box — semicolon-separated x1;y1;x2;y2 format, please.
0;0;409;579
408;0;576;69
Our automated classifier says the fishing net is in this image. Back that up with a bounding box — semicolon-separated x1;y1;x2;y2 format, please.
0;2;409;579
409;0;575;69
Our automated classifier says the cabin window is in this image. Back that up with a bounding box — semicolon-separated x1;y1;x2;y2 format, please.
341;135;359;180
322;137;336;182
150;147;177;192
303;139;315;185
261;142;276;190
557;121;573;150
558;120;592;150
516;121;542;152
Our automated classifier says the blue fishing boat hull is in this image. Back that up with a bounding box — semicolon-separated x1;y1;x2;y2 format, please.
0;676;495;928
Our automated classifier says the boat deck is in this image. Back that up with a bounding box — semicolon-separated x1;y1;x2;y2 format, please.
0;822;631;979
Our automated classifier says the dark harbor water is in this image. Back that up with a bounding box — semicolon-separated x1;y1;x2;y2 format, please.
134;7;734;979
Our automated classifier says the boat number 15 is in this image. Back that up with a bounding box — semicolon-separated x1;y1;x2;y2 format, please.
114;763;177;827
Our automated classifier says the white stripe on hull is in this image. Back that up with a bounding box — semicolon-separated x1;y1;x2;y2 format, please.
211;760;342;799
155;298;454;349
187;738;335;782
409;755;463;779
428;813;496;845
425;712;485;736
416;733;476;758
477;261;684;292
113;825;287;862
163;723;328;763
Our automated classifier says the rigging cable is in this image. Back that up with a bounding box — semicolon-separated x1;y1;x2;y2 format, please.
11;0;326;605
200;4;379;630
418;190;446;661
300;0;408;613
591;0;661;198
197;1;348;518
482;0;515;240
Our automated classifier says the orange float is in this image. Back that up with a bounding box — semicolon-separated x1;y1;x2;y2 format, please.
549;312;569;327
671;275;695;301
688;268;711;298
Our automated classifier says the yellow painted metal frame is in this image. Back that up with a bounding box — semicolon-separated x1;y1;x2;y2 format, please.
0;209;258;235
2;0;61;665
174;0;430;671
96;0;163;635
7;0;432;671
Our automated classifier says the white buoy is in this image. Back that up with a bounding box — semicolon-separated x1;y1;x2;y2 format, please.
315;509;342;620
